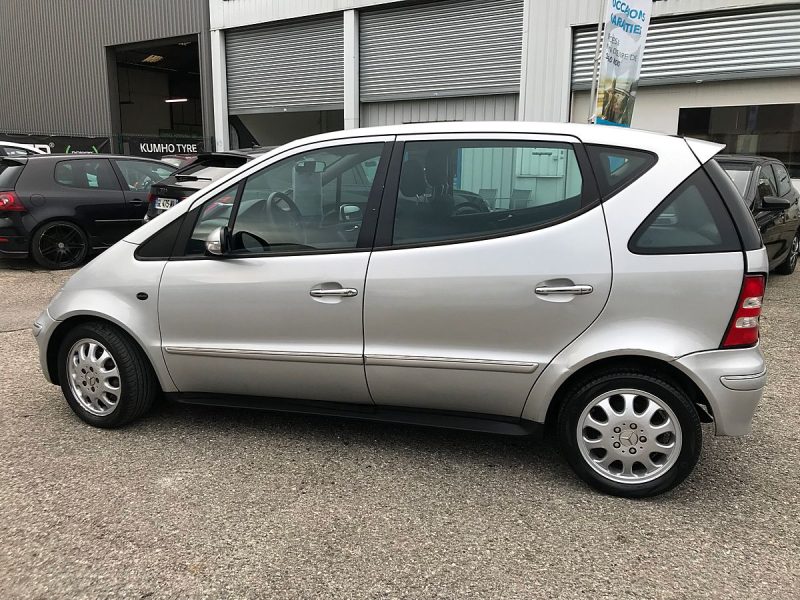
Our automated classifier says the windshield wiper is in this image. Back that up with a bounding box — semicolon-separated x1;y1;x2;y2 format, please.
175;175;213;182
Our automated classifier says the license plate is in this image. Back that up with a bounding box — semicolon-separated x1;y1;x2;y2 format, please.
155;197;178;211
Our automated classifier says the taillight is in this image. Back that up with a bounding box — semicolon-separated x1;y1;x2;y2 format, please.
0;191;25;212
147;192;157;205
721;274;766;348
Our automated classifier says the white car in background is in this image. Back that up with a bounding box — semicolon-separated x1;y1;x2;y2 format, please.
0;141;50;156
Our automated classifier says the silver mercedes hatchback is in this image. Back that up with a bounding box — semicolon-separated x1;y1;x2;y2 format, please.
34;123;768;497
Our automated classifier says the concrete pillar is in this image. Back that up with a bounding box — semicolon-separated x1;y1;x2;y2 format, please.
210;28;230;151
343;9;360;129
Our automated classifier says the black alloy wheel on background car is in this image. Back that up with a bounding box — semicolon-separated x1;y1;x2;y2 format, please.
31;221;89;270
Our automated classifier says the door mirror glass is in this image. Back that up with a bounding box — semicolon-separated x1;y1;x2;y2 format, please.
339;204;362;222
761;195;791;211
205;226;230;256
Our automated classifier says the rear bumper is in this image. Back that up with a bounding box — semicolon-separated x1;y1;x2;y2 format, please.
675;345;766;436
0;217;30;256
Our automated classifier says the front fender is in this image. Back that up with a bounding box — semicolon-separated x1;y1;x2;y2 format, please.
45;241;176;392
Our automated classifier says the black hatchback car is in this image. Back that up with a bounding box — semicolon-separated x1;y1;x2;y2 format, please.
0;154;174;269
718;155;800;274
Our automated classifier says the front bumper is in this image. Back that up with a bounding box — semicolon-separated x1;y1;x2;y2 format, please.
675;345;766;436
33;309;59;384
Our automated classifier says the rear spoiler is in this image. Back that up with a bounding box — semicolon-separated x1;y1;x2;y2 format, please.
684;137;725;164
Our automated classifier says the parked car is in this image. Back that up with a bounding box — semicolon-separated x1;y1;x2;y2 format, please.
34;122;768;498
0;154;174;269
0;141;49;156
717;155;800;274
144;148;271;222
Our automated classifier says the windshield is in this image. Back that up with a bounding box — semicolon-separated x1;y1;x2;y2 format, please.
719;163;753;197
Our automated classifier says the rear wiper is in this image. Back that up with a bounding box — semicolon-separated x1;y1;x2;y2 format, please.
175;175;213;182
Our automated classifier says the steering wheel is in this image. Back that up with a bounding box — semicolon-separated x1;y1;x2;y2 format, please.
268;191;302;226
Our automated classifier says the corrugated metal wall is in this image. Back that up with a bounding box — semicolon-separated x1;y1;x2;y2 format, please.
571;7;800;90
359;0;524;102
361;94;518;126
0;0;207;136
226;16;344;114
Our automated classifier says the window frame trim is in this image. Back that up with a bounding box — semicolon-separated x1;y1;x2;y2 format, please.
372;133;600;251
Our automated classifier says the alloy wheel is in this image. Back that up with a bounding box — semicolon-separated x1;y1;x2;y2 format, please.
37;223;86;268
790;234;799;271
577;388;683;484
66;338;122;416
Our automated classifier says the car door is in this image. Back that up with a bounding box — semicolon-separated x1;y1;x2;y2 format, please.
51;158;129;247
753;164;783;262
770;162;800;256
158;137;392;403
363;134;612;417
111;158;175;226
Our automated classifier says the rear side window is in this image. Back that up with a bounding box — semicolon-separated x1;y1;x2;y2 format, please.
630;168;740;254
390;140;594;246
54;159;119;191
586;145;657;198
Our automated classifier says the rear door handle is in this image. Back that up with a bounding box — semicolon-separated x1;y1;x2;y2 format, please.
535;285;594;296
310;288;358;298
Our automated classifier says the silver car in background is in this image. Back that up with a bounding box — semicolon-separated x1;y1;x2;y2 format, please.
34;122;768;497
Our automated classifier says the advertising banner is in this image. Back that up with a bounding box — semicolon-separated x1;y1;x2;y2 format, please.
593;0;653;127
0;133;110;154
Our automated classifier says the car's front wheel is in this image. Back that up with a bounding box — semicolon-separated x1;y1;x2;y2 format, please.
558;370;701;497
775;229;799;275
57;322;158;428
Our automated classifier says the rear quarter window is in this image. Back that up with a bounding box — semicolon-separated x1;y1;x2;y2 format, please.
629;168;741;254
586;144;657;198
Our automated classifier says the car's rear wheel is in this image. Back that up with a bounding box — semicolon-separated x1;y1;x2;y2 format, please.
775;230;799;275
558;370;701;497
57;322;158;428
31;220;88;270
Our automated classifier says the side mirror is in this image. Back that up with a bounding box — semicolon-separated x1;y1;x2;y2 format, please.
339;204;363;222
761;195;791;211
205;226;230;256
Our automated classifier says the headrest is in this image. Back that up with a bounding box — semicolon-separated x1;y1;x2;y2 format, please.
425;149;450;187
400;159;427;196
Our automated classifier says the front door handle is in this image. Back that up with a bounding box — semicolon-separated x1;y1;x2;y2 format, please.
535;285;594;296
309;288;358;298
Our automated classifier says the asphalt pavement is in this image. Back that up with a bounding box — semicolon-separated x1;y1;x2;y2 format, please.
0;257;798;599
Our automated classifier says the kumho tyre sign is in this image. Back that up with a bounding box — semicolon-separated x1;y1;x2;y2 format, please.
594;0;653;127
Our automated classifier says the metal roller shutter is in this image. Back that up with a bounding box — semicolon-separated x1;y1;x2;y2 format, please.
360;0;524;103
572;8;800;90
226;16;344;114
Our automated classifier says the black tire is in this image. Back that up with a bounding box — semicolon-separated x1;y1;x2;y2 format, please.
775;230;799;275
31;220;89;270
557;369;701;498
57;321;158;428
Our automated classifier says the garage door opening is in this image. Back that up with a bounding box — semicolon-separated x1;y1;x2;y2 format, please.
113;36;205;155
231;110;344;149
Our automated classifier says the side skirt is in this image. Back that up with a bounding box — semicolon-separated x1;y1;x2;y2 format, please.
166;393;542;437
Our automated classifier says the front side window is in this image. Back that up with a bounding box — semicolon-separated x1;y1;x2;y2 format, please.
54;159;119;191
391;140;591;246
772;163;792;196
186;143;384;255
630;169;740;254
114;159;174;191
756;165;778;200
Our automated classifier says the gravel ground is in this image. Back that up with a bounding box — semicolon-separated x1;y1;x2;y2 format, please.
0;258;798;599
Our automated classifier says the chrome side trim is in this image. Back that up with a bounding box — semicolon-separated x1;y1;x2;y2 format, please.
720;368;767;391
535;285;594;295
366;354;538;373
309;288;358;298
163;346;363;365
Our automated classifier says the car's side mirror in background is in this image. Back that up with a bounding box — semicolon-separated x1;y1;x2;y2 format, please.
339;204;363;222
205;226;230;256
761;195;791;211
